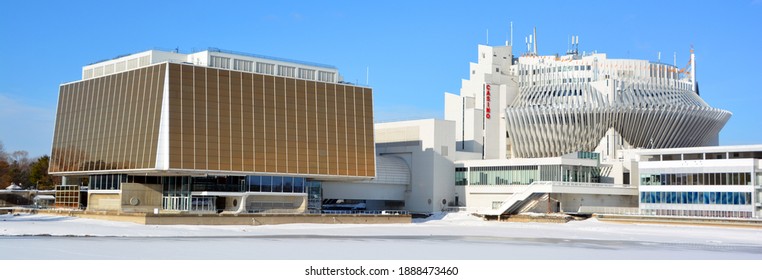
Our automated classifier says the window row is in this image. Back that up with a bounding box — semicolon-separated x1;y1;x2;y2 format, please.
640;209;753;219
640;191;752;205
640;172;752;186
460;165;599;186
207;56;335;82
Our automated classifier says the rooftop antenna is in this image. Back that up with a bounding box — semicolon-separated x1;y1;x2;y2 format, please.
533;27;538;55
575;36;579;54
658;51;661;62
510;21;513;47
690;46;696;92
673;52;677;66
525;36;530;54
486;29;489;45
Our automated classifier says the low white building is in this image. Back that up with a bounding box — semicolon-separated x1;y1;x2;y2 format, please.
624;145;762;219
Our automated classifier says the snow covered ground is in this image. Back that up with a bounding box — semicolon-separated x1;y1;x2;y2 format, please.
1;212;761;260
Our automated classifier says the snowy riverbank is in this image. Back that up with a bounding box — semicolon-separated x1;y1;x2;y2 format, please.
1;212;761;260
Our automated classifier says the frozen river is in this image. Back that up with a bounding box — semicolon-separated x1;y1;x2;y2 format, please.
2;212;762;260
2;234;762;260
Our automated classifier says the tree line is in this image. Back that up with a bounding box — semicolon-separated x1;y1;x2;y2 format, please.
0;141;58;190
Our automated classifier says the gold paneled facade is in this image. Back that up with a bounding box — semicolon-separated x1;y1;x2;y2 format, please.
50;64;166;173
51;62;375;178
167;63;374;177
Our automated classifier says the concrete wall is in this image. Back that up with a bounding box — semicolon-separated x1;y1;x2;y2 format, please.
243;194;306;212
148;214;409;226
120;183;163;213
467;193;513;211
552;193;638;213
87;193;120;211
376;119;458;213
322;182;406;201
37;210;411;225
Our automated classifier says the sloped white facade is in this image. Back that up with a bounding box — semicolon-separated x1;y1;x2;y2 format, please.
507;54;730;158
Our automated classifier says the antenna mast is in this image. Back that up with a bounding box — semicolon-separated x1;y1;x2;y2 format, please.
532;27;538;54
690;47;696;92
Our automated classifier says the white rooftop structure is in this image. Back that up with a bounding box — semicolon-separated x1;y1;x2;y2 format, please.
81;48;342;83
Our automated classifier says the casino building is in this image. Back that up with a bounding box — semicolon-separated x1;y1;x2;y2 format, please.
50;48;376;214
358;33;761;219
49;34;762;220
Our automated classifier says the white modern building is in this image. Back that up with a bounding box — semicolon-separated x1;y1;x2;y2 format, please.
624;145;762;219
345;31;761;221
82;48;341;83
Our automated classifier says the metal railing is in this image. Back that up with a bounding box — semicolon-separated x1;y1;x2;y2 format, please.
577;206;641;215
533;181;634;189
245;209;409;215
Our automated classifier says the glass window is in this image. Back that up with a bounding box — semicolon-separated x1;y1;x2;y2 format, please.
256;62;274;75
298;68;315;80
293;177;305;193
283;177;293;193
278;65;296;77
261;176;272;192
272;177;282;192
210;56;231;69
234;59;253;72
318;71;335;82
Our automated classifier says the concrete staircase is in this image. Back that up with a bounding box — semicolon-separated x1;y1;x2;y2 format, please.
479;182;553;216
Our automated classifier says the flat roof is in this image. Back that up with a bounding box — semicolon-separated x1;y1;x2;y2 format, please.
628;144;762;155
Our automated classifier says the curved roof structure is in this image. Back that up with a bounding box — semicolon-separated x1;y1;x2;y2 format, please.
506;55;731;158
369;155;410;185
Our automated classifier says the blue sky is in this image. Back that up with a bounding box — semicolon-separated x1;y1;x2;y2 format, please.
1;0;761;157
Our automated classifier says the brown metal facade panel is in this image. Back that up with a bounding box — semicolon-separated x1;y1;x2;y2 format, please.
241;73;254;171
49;64;165;173
335;85;348;175
362;88;376;177
229;71;243;172
164;63;374;177
50;62;374;177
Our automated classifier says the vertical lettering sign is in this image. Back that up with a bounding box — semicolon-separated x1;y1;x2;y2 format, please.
485;84;491;119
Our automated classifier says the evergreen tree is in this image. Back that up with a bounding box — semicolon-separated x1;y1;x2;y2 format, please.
29;155;56;189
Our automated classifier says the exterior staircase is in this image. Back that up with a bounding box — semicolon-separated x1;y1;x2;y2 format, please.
479;181;553;216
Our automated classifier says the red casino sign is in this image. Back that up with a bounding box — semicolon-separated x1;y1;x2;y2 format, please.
485;84;491;119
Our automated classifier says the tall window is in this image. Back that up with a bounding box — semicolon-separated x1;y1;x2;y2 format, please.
234;59;253;72
256;62;275;75
298;68;315;80
278;65;296;77
318;71;335;82
210;56;231;69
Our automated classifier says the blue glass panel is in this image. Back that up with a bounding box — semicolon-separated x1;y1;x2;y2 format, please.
294;177;304;188
702;192;709;204
261;176;272;192
272;177;282;192
283;177;293;193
